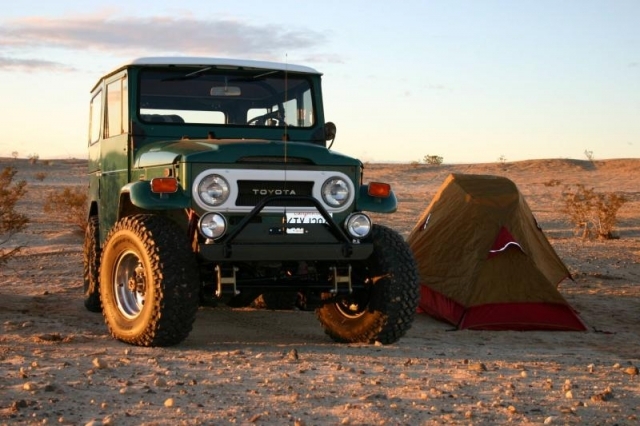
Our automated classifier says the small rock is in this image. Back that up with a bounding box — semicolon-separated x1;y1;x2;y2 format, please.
587;363;595;373
520;371;528;378
468;362;487;372
294;419;306;426
565;390;573;399
84;420;102;426
507;405;517;413
11;400;28;409
374;341;383;347
287;349;299;361
591;387;614;402
22;382;37;391
613;363;621;369
623;366;639;376
92;358;107;369
154;377;167;387
543;416;555;425
164;398;175;408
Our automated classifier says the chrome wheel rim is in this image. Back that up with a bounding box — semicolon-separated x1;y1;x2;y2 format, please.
114;250;146;319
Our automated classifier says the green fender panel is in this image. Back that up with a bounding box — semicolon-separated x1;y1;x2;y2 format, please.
122;181;190;210
356;185;397;213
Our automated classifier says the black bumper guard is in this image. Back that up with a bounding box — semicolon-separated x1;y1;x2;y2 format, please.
200;195;373;262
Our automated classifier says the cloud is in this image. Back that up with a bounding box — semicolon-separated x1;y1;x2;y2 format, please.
0;56;76;72
0;14;329;70
0;15;325;54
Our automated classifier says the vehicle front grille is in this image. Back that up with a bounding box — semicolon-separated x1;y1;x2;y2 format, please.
236;180;314;207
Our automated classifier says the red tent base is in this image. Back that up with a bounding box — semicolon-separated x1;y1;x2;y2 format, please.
419;285;587;331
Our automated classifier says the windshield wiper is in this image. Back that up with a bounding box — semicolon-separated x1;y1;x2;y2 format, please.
161;66;212;82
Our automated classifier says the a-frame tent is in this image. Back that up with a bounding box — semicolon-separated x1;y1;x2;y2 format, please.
407;173;586;331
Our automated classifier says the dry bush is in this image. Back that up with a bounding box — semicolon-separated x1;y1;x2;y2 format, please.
423;155;443;165
28;153;40;165
562;184;627;239
34;172;47;181
0;167;29;266
43;187;88;233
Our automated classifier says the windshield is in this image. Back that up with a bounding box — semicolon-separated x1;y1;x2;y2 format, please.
138;68;315;128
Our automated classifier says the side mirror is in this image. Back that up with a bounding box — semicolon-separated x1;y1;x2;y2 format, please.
325;122;337;142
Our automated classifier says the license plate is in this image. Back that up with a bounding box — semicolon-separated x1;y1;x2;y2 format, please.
285;211;328;225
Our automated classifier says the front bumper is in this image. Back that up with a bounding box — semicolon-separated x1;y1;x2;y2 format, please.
196;195;374;262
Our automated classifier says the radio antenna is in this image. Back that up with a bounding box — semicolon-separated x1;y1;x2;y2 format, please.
282;54;289;228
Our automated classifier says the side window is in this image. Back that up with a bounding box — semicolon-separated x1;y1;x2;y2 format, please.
89;91;103;145
106;77;126;138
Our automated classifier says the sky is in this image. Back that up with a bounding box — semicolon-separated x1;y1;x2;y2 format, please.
0;0;638;164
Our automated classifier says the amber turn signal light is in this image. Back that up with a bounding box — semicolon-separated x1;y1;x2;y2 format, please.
150;177;179;193
368;182;391;198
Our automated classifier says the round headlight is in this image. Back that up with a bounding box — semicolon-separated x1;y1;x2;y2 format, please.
345;213;372;239
197;174;230;206
198;213;227;240
321;177;350;207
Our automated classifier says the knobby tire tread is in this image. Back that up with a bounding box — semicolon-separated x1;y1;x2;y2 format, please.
101;214;200;347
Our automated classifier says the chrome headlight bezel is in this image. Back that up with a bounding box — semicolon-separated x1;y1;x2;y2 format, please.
198;212;227;240
321;177;351;207
196;174;230;207
344;213;372;239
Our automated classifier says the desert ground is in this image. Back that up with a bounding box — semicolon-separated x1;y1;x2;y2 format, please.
1;157;639;425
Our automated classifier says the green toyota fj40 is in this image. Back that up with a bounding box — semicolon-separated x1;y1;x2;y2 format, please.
84;57;419;346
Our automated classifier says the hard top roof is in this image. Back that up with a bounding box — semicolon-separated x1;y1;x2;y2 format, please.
93;56;321;90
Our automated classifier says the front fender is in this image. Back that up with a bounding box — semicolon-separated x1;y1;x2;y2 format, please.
355;185;397;213
122;181;190;210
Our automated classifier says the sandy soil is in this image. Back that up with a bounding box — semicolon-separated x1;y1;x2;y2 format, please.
0;157;639;425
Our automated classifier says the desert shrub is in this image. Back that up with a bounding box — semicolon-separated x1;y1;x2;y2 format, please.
11;151;19;160
43;187;88;232
584;149;595;162
34;172;47;181
0;167;29;266
28;153;39;165
423;155;443;165
562;184;627;239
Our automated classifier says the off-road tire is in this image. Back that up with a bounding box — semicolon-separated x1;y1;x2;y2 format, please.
99;215;200;346
82;216;102;312
316;224;419;344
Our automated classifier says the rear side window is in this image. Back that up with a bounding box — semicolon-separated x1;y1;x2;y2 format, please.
89;91;102;145
106;76;128;138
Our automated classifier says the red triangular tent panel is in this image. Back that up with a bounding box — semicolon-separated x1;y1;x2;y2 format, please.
488;226;522;258
407;174;586;331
